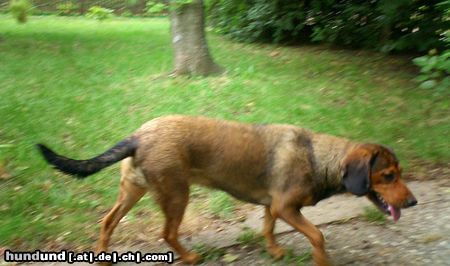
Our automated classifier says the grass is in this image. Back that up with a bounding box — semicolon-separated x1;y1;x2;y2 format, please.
0;15;448;251
208;191;236;218
260;247;312;266
236;227;264;246
279;249;312;266
192;244;226;262
278;249;312;266
362;206;387;225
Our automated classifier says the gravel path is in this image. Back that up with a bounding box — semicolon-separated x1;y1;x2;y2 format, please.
227;198;449;265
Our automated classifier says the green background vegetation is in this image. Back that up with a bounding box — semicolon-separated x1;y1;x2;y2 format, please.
207;0;449;52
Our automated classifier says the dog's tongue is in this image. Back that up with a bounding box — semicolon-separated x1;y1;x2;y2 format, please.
388;205;401;222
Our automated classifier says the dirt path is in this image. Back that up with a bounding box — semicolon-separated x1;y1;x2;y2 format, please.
232;194;450;265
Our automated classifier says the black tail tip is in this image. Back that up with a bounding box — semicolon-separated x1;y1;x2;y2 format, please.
36;143;89;179
36;143;55;162
36;143;48;152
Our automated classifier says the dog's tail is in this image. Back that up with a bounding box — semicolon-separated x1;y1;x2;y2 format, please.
36;137;138;178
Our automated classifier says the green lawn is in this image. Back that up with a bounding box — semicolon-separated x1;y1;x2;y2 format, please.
0;15;448;251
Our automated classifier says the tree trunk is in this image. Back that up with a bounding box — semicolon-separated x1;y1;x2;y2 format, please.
170;0;223;76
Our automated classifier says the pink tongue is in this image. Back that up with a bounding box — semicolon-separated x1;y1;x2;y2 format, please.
388;205;401;222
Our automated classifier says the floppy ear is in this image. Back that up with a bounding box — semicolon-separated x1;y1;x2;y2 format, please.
342;148;379;196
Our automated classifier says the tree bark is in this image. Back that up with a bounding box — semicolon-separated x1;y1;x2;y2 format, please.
170;0;223;76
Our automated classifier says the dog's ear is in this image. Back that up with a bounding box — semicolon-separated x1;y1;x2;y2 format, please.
342;147;379;196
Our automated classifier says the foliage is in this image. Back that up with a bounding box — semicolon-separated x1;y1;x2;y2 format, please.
145;1;168;16
121;10;133;17
56;2;78;16
170;0;194;10
126;0;139;8
413;28;450;93
413;49;450;93
9;0;32;23
145;0;194;15
124;0;138;15
207;0;450;52
375;0;449;52
86;6;114;21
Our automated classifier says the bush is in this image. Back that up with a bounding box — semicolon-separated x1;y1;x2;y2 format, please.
86;6;114;21
121;10;133;17
207;0;450;53
413;49;450;93
207;0;308;43
309;1;385;49
9;0;32;23
56;2;79;16
145;1;168;16
376;0;449;52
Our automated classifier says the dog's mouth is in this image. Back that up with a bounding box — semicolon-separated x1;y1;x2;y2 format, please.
367;190;401;222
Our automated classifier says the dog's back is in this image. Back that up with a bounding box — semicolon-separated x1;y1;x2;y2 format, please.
130;115;310;204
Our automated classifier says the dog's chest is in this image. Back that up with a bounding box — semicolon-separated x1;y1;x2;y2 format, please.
189;168;272;205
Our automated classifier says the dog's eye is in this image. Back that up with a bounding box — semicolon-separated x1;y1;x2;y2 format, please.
384;173;395;182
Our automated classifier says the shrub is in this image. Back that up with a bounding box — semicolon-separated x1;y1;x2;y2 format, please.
207;0;308;43
309;1;383;49
86;6;114;21
56;2;79;16
207;0;450;53
9;0;32;23
376;0;449;52
412;13;449;93
121;10;133;17
145;1;169;16
413;49;450;93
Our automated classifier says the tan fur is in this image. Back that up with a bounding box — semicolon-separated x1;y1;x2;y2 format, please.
96;115;416;265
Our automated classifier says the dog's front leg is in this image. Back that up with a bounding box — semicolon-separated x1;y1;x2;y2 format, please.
275;206;330;266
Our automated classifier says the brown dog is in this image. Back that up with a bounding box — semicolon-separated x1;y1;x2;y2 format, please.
37;115;417;265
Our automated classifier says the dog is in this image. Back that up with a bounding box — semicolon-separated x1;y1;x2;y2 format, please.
37;115;417;265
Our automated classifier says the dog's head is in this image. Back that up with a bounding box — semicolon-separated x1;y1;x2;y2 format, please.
341;143;417;222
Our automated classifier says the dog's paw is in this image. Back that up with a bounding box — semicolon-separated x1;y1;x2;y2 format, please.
181;251;202;265
267;245;286;260
313;251;332;266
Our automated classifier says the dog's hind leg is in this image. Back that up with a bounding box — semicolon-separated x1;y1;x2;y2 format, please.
155;175;201;264
96;176;146;255
262;206;285;260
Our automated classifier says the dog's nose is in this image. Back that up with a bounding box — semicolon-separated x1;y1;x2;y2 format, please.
405;196;417;207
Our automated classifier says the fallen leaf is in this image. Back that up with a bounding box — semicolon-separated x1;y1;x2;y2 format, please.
270;51;280;57
222;253;239;263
